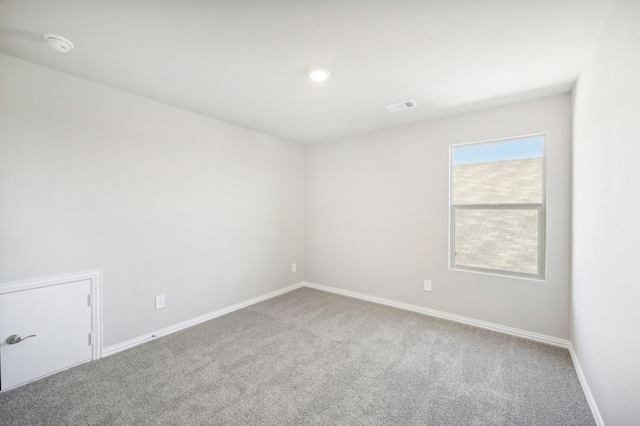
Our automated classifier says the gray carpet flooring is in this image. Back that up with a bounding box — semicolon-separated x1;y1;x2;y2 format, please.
0;287;594;425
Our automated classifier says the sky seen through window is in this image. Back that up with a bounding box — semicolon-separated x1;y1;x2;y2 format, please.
452;136;543;165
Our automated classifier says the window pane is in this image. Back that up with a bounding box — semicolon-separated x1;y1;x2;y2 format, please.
454;208;539;275
452;137;543;205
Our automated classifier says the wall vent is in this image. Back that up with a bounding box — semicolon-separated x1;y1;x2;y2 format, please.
384;99;418;113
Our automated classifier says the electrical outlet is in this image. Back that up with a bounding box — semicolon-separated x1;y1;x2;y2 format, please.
155;294;166;310
424;280;432;292
292;262;297;272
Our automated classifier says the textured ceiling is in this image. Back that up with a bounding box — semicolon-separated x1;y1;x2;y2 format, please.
0;0;613;144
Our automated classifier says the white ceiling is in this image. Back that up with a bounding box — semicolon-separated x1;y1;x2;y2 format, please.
0;0;613;144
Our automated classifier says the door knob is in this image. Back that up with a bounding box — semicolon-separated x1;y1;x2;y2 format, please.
6;334;36;345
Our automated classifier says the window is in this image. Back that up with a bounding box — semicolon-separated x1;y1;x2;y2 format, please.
450;135;545;279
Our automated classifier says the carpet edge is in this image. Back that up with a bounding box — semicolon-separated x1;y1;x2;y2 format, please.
303;281;570;348
102;282;305;357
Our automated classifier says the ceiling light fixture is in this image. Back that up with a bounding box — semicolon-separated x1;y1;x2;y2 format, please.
307;68;330;82
44;34;74;53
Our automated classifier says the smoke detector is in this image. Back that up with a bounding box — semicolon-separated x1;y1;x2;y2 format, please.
44;34;74;53
384;99;418;113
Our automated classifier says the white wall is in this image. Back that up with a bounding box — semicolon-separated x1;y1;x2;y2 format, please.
572;0;640;423
0;53;305;347
306;95;572;338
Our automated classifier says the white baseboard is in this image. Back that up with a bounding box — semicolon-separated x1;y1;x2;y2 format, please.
568;343;605;426
303;281;570;348
102;282;304;357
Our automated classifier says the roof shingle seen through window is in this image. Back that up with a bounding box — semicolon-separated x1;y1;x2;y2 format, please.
453;157;542;205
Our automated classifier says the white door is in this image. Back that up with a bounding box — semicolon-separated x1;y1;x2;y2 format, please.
0;280;93;390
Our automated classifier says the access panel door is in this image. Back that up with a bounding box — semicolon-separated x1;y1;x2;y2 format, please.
0;280;92;390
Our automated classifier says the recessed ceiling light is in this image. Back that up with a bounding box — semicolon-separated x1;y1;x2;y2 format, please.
307;68;330;82
44;34;74;53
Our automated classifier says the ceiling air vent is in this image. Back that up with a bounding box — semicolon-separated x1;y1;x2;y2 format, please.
384;99;417;113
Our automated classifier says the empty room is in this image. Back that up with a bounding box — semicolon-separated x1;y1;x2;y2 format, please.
0;1;638;425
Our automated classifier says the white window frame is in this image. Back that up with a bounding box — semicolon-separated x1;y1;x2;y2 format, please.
449;134;546;280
